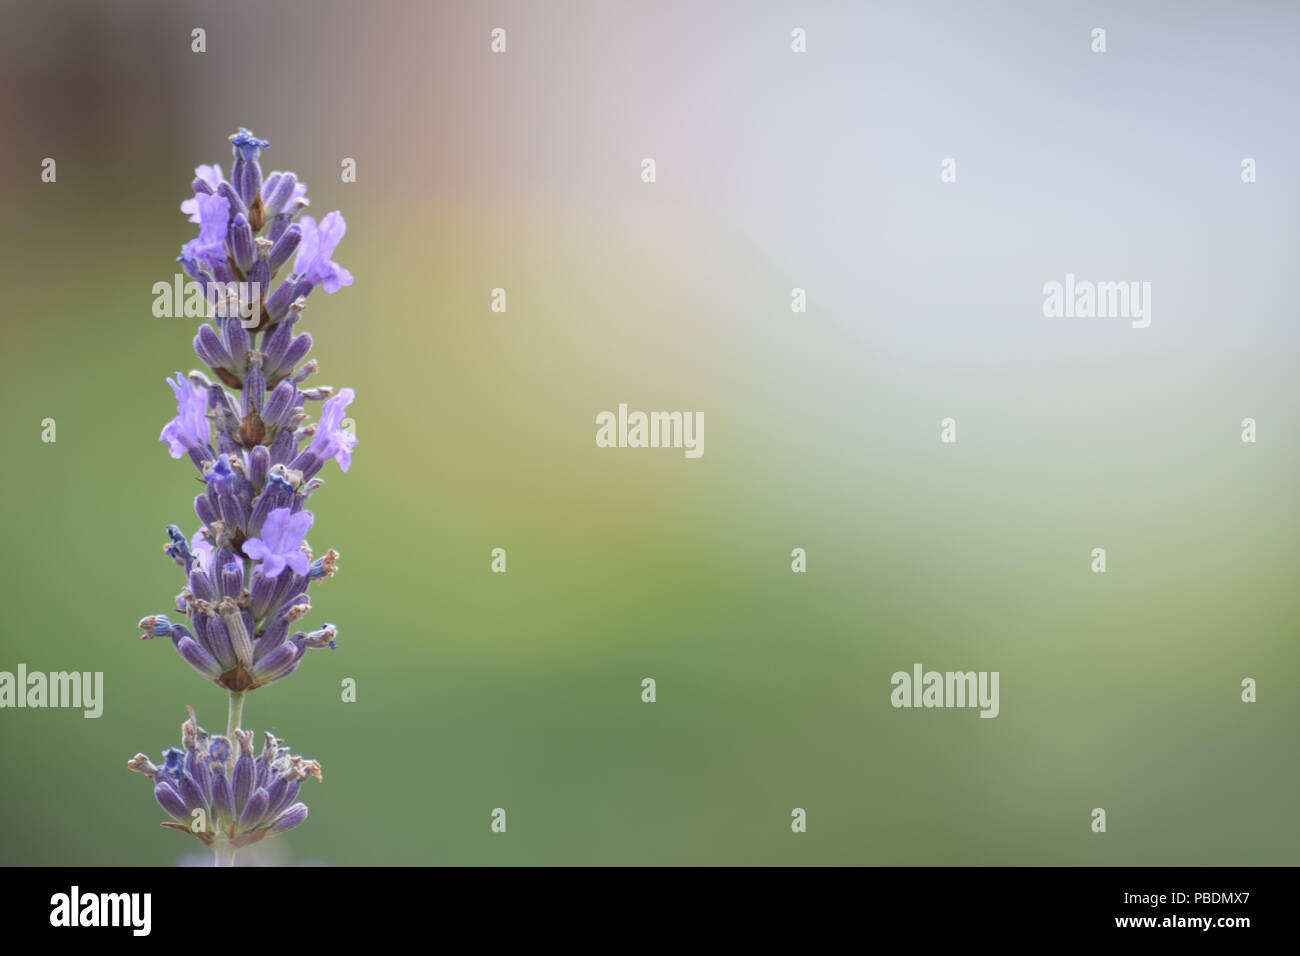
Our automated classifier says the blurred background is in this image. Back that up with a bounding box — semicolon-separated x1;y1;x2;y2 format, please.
0;0;1296;865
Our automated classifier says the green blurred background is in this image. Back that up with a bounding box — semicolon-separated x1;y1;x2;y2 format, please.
0;0;1296;865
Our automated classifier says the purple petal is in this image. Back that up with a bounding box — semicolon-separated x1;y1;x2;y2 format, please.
283;550;310;578
241;537;271;562
261;554;287;579
260;507;292;551
285;509;314;542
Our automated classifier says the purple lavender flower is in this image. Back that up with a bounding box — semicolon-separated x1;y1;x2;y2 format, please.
139;594;338;691
180;165;223;222
293;212;354;294
138;129;355;864
292;387;357;477
138;130;355;774
242;507;313;579
128;709;320;857
160;372;212;460
178;192;231;276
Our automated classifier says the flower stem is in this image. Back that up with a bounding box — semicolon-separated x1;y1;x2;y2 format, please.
215;692;247;867
227;689;245;738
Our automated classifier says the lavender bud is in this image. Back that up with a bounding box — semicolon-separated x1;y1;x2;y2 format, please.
229;213;254;273
154;783;190;822
268;223;302;272
243;364;266;416
190;611;210;653
204;614;237;672
263;171;297;217
263;277;299;322
248;481;294;539
221;560;243;597
220;317;250;369
249;571;280;619
195;323;231;368
247;258;270;311
217;180;247;220
267;212;292;245
248;444;270;489
177;775;208;817
242;158;263;208
250;641;299;683
253;617;289;662
177;637;223;680
281;332;313;372
188;567;215;602
267;428;297;468
239;788;270;829
261;172;281;204
261;380;297;430
194;493;218;528
262;317;295;368
270;803;308;833
232;756;255;816
212;772;236;823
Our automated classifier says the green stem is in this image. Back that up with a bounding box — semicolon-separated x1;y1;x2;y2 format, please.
227;689;245;738
215;691;248;867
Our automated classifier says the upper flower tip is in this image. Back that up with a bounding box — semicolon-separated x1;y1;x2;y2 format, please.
229;127;269;147
229;127;270;161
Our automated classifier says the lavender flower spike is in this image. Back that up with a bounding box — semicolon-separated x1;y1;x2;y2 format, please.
135;129;355;864
128;712;321;857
